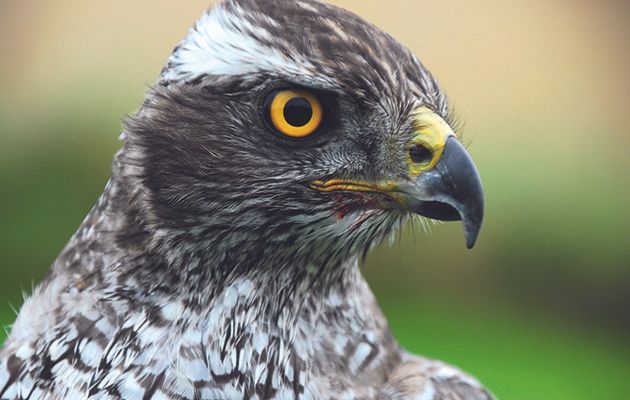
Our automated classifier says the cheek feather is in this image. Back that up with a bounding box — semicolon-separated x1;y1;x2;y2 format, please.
333;194;379;221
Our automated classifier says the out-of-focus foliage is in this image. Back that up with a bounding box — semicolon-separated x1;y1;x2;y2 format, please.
1;1;628;399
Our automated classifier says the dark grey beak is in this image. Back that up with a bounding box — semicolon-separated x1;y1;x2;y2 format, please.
404;137;485;248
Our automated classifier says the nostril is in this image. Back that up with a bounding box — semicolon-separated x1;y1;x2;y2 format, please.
409;143;433;165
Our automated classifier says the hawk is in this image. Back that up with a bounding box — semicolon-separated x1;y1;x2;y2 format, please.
0;0;490;399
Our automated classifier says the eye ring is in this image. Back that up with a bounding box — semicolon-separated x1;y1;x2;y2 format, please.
268;89;323;138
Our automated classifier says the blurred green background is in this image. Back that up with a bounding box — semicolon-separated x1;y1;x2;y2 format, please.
1;1;628;398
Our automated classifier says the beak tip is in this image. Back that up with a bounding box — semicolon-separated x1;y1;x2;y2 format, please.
463;218;482;249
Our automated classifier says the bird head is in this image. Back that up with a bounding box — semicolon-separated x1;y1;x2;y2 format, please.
123;0;484;267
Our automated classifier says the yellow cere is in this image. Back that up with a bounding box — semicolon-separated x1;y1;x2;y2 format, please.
270;89;323;138
407;106;455;176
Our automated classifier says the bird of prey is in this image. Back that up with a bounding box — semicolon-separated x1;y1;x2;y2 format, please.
0;0;489;399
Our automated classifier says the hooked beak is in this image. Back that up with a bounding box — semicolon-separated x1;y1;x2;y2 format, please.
400;136;484;248
311;107;484;249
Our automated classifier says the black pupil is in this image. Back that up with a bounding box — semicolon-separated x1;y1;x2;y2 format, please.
283;97;313;127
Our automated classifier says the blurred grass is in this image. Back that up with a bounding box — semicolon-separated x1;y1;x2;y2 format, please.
382;298;630;400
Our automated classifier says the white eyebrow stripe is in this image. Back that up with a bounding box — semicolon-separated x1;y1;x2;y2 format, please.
162;4;320;83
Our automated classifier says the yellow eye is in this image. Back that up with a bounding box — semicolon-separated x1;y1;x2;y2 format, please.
268;89;323;138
